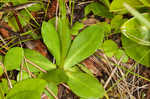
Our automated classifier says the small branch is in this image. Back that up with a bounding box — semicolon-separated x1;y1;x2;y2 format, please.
0;62;13;88
24;58;47;73
60;83;70;90
45;86;58;99
0;2;38;13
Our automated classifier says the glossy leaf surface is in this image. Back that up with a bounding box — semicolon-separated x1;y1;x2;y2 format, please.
6;79;47;99
42;69;68;85
85;2;112;18
24;49;56;71
57;18;71;65
64;24;104;69
115;49;129;63
71;22;84;35
0;55;3;75
42;21;61;65
102;40;118;57
4;47;24;70
67;72;105;98
44;82;58;99
122;35;150;67
110;0;143;12
121;13;150;46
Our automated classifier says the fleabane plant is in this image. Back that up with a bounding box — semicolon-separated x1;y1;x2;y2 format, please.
0;0;106;99
41;19;106;98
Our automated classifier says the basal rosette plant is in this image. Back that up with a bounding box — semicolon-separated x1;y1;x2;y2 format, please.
0;0;106;99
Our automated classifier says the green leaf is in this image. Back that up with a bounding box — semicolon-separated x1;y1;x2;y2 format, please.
140;0;150;7
77;64;93;76
42;69;68;85
6;79;47;99
85;2;112;18
115;49;128;63
100;0;110;7
71;22;84;35
58;18;71;66
12;0;28;5
7;91;40;99
123;3;150;29
99;22;111;36
121;13;150;46
4;47;24;70
42;21;61;65
0;79;16;94
110;0;143;12
102;40;119;57
0;55;3;75
28;2;44;12
0;87;4;99
64;24;104;69
111;15;127;33
122;35;150;67
67;72;105;98
0;66;3;76
24;49;56;72
44;82;58;99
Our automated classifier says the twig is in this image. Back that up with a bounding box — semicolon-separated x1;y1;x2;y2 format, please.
45;86;59;99
61;83;70;90
0;62;13;88
24;58;47;73
0;2;38;13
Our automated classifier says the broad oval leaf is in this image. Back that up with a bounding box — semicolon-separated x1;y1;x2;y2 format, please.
71;22;84;35
42;69;68;85
122;35;150;67
6;78;47;99
121;13;150;46
42;21;61;65
102;40;119;57
7;91;40;99
4;47;24;71
64;24;104;69
24;49;56;72
67;72;105;98
85;2;113;18
115;49;128;63
0;79;16;94
110;0;143;12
